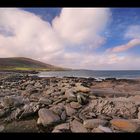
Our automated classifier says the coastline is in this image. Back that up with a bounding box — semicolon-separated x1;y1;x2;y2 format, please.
0;72;140;132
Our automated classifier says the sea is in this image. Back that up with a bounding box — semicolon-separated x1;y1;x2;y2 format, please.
37;70;140;79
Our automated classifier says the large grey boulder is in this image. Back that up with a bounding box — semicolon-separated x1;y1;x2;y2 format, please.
38;108;60;127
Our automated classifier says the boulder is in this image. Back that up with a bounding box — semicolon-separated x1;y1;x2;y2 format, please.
110;119;139;132
38;108;60;127
70;119;88;132
83;119;108;129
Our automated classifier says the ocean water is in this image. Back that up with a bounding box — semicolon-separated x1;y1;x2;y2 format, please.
38;70;140;79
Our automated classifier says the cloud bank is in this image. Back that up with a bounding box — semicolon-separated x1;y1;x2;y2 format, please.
0;8;140;70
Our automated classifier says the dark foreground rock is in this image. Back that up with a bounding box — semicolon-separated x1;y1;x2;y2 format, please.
0;73;140;132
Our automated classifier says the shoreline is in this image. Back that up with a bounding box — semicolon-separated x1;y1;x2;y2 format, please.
0;72;140;132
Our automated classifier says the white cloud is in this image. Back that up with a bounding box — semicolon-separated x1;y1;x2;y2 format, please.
108;25;140;53
107;38;140;53
52;8;111;48
0;8;111;69
0;8;64;59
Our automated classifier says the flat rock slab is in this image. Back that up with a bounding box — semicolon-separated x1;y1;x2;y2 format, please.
70;119;88;133
110;119;139;132
83;119;108;129
54;123;70;131
38;108;60;127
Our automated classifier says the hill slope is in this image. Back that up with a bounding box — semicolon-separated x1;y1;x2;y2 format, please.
0;57;67;71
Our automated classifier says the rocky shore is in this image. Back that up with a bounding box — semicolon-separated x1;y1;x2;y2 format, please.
0;73;140;133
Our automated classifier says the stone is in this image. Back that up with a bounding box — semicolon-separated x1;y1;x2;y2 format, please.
54;123;69;131
2;96;24;108
98;125;112;132
83;119;108;129
39;97;52;105
37;118;42;125
38;108;60;127
49;105;64;116
138;107;140;119
92;127;104;133
19;103;39;119
34;82;42;88
0;108;10;118
3;119;39;132
75;86;90;93
65;89;77;101
110;119;139;132
61;111;66;121
70;119;88;132
70;102;82;109
77;94;87;105
65;105;77;116
52;129;62;133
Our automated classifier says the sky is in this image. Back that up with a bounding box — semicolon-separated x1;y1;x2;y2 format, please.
0;8;140;70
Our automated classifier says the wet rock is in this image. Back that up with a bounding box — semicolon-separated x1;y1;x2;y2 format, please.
38;108;60;127
83;119;108;129
70;119;88;132
110;119;139;132
70;102;82;109
65;104;77;116
39;97;52;105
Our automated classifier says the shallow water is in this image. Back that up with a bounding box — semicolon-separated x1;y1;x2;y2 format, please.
38;70;140;79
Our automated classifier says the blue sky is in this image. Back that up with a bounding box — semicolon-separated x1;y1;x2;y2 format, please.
0;8;140;70
23;8;140;54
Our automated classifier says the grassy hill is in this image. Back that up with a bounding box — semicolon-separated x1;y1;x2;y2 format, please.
0;57;68;72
